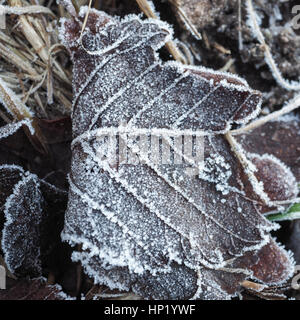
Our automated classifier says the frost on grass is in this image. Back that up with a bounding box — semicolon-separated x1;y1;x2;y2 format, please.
60;8;296;299
0;165;67;277
245;0;300;91
0;77;34;120
0;119;34;140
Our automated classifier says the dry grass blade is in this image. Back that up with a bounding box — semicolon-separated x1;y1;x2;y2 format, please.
0;42;39;77
0;76;48;153
0;4;55;16
225;132;271;206
135;0;187;64
0;76;33;120
0;0;72;120
8;0;51;64
168;0;202;40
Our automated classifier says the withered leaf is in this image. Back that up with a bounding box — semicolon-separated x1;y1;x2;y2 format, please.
237;152;298;214
61;8;262;136
0;164;67;277
0;277;72;300
237;115;300;182
60;7;296;299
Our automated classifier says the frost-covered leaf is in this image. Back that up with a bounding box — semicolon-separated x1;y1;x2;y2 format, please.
0;116;70;278
60;8;262;136
238;152;299;214
233;238;295;285
60;7;296;300
0;277;73;300
0;165;67;277
249;154;298;202
237;115;300;181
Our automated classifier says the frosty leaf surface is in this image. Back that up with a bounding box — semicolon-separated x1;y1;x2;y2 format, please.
0;165;67;277
250;154;298;202
0;277;73;300
237;151;299;214
237;115;300;181
60;7;296;299
60;8;262;138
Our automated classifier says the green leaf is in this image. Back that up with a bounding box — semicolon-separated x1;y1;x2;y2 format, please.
267;203;300;222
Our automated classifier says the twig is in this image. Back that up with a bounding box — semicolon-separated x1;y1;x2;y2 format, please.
241;280;266;292
168;0;202;40
238;0;243;50
79;0;92;42
246;0;300;91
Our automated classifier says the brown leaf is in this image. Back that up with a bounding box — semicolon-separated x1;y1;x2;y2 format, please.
237;152;298;213
61;9;261;137
0;277;72;300
237;115;300;181
59;8;296;299
231;238;294;287
0;165;67;277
